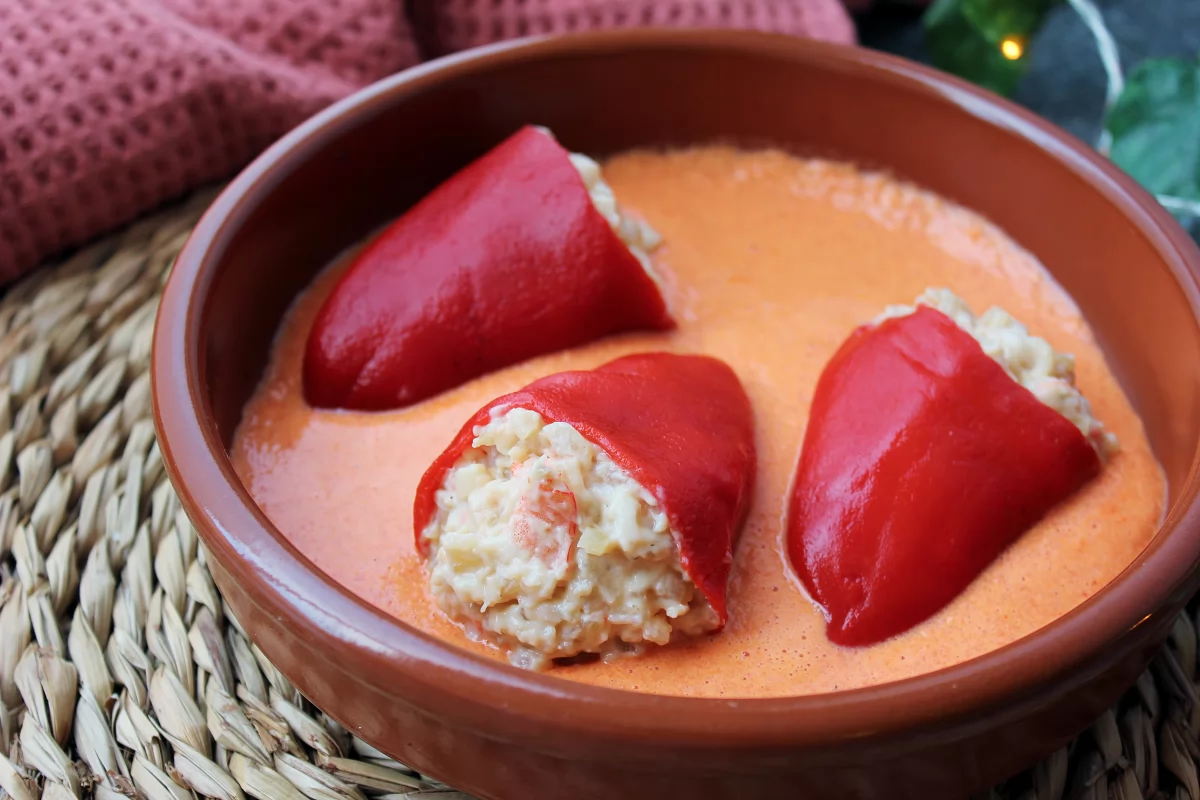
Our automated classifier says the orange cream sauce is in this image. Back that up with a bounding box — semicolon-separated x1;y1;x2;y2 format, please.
232;147;1165;698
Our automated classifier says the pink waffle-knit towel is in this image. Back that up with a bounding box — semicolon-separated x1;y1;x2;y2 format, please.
0;0;856;284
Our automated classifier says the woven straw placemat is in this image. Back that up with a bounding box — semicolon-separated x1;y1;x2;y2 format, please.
0;189;1195;800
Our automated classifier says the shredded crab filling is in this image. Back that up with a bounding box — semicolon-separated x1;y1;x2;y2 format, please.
422;407;719;669
879;288;1118;457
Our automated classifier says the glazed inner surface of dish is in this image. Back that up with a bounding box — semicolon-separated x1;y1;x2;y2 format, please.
231;146;1164;698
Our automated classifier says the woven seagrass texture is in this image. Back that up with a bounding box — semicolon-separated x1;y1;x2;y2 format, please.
0;190;1195;800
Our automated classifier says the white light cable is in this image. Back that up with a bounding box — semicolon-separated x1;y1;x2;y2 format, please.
1068;0;1200;219
1065;0;1125;154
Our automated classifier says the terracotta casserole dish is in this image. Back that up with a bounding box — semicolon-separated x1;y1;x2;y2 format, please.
152;30;1200;800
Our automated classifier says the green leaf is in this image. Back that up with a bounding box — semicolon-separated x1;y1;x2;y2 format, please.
1106;57;1200;203
924;0;1059;97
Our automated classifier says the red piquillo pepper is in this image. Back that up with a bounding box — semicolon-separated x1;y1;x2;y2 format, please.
304;126;673;411
414;353;757;624
787;306;1101;646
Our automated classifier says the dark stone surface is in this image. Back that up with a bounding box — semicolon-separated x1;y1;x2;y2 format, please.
858;0;1200;146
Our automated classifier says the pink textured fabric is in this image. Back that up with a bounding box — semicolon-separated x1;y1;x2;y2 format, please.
0;0;856;285
411;0;856;55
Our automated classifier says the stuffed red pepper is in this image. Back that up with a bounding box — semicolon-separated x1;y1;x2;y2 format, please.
414;352;756;669
788;289;1116;647
303;125;672;411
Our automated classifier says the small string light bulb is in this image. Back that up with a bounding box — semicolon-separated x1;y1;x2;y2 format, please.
1000;37;1024;60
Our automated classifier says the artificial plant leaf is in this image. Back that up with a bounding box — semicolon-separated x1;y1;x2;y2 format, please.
1106;57;1200;202
924;0;1059;97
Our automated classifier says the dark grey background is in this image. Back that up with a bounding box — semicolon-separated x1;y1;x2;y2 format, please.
858;0;1200;147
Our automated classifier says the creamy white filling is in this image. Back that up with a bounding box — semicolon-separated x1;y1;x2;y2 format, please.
422;407;718;670
534;127;664;289
879;288;1118;456
568;152;663;276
